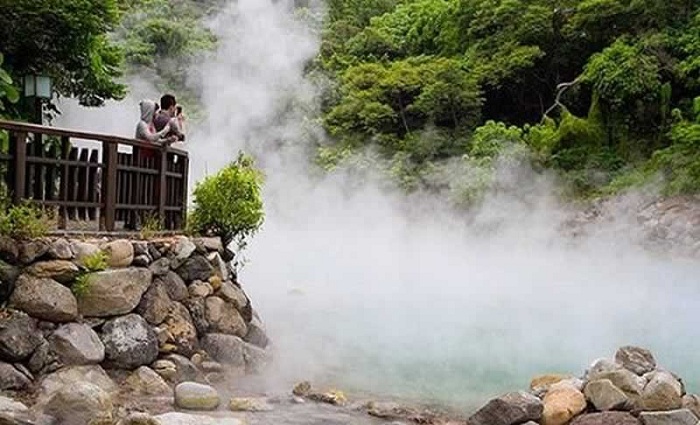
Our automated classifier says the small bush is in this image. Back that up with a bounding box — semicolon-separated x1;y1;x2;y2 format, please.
0;202;50;239
72;273;93;298
139;212;164;239
189;153;265;248
82;251;108;272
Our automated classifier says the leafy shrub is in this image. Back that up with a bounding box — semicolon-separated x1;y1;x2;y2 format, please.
469;121;524;159
189;153;265;248
0;202;50;239
81;251;108;272
649;122;700;194
72;274;93;298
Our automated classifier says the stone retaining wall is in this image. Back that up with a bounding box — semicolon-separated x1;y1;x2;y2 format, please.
0;235;270;424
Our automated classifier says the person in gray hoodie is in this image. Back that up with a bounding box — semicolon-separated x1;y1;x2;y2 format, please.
135;99;176;143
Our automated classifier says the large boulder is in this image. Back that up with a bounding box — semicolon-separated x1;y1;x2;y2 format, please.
136;280;173;325
162;303;198;356
570;412;640;425
47;322;105;365
640;371;683;411
176;255;214;282
542;382;587;425
101;314;158;369
0;362;31;390
584;379;630;411
616;346;657;376
592;369;645;398
0;309;43;362
639;409;699;425
77;268;152;317
39;365;117;398
468;391;543;425
43;381;113;425
9;275;78;322
200;334;246;368
159;271;188;302
174;382;220;410
125;366;171;396
25;260;80;284
205;296;247;337
102;239;134;268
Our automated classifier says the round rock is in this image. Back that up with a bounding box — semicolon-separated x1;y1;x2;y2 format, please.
174;382;220;410
9;275;78;322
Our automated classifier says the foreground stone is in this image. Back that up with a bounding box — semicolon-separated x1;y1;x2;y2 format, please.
154;413;244;425
125;366;171;396
174;382;220;410
0;309;43;362
468;391;543;425
101;314;159;369
77;268;153;317
640;371;683;411
584;379;630;411
639;409;699;425
542;382;587;425
570;412;640;425
39;365;117;398
43;381;113;425
9;275;78;322
616;346;657;376
48;322;105;366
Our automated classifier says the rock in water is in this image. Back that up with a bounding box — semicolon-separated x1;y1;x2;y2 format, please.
640;371;683;411
468;391;543;425
0;309;43;362
43;381;113;425
174;382;220;410
101;314;158;369
584;379;630;411
570;412;640;425
125;366;171;396
615;346;656;376
154;413;243;425
639;409;699;425
48;322;105;365
9;275;78;322
228;397;273;412
77;268;153;317
682;394;700;419
0;362;31;390
542;382;587;425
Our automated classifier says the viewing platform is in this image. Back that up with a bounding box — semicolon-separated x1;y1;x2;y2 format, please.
0;120;189;232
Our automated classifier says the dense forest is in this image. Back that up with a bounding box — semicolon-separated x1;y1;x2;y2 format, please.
1;0;699;202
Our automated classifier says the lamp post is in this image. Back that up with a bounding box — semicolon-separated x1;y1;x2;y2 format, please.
23;75;53;125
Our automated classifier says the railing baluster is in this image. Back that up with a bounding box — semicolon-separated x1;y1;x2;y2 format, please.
102;141;118;232
10;131;27;204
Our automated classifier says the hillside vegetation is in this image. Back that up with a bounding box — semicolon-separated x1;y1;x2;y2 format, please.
1;0;699;202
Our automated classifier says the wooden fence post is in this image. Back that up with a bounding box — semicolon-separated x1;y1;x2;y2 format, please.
181;154;189;229
158;146;167;227
10;131;27;204
102;141;118;231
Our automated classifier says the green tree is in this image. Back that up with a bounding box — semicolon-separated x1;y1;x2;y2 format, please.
0;0;126;107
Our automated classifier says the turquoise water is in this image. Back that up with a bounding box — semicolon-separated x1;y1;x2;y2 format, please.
243;206;700;413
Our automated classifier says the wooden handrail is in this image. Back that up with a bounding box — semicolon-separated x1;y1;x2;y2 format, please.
0;119;188;156
0;119;189;232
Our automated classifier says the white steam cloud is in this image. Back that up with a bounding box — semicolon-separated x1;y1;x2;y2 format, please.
56;0;700;411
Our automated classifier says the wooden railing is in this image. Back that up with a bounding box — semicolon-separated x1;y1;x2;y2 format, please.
0;120;189;232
